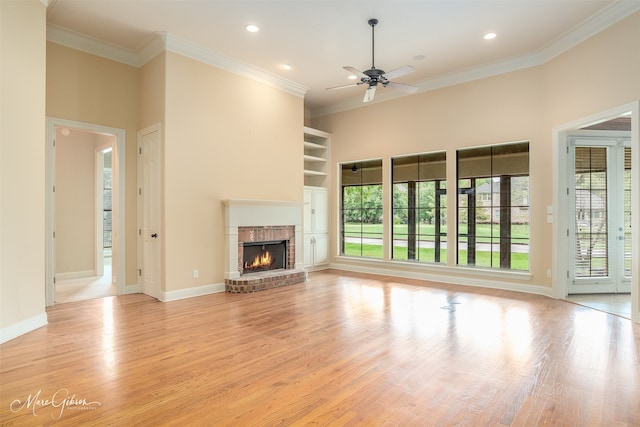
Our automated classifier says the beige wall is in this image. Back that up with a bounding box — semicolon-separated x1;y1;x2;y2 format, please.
55;128;115;275
543;11;640;125
314;10;640;291
140;52;166;130
163;51;304;291
0;1;47;334
46;43;140;284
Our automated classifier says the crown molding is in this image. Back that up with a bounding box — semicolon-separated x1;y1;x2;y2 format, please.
47;24;140;67
46;26;307;98
311;2;640;118
161;33;308;98
45;0;639;115
539;0;640;63
312;51;544;118
136;32;166;65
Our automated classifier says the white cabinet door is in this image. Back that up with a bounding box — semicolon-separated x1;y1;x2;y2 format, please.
303;235;313;268
313;234;329;266
304;187;313;234
313;188;329;234
304;186;329;268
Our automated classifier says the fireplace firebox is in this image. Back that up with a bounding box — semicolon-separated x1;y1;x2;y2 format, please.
242;240;287;274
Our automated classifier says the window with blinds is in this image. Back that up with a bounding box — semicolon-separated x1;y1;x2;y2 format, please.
456;141;530;270
574;146;608;277
624;146;631;278
391;152;447;263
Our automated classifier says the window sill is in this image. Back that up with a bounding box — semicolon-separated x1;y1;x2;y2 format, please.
333;256;532;281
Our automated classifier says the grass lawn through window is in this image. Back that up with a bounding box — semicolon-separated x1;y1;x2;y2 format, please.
343;222;529;270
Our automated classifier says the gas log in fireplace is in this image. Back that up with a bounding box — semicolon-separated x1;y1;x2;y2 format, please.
242;240;287;274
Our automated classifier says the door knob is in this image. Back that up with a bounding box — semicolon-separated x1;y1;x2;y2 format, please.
151;233;158;238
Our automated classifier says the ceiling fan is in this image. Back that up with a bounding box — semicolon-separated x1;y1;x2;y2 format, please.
327;18;419;103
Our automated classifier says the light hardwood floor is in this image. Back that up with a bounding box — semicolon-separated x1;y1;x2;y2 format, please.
1;270;639;426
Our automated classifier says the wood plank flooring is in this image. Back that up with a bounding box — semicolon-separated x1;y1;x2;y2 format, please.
1;269;639;426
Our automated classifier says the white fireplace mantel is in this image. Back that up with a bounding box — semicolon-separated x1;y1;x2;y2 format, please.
222;199;304;280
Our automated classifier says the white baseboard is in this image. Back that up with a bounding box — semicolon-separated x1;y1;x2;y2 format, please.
123;284;141;294
160;282;225;302
329;260;553;298
1;313;48;344
56;270;96;281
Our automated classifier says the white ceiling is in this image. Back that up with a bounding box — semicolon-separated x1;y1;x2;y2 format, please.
46;1;640;115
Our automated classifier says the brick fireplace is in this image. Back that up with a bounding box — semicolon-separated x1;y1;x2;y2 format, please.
222;199;307;293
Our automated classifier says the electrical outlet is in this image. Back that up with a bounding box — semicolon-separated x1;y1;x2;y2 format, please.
193;269;199;279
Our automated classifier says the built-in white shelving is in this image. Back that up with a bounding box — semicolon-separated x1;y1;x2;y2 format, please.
303;126;330;186
303;126;331;270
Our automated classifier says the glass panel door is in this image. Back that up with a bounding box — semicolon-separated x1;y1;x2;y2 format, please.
569;137;631;294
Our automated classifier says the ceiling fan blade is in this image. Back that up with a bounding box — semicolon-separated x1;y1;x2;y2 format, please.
363;85;376;103
387;81;419;94
326;83;360;91
383;65;415;80
343;66;367;79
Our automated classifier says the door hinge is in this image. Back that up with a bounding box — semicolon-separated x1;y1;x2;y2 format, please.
53;139;56;147
567;270;569;278
139;147;142;155
53;276;56;284
138;188;142;195
567;229;569;237
53;185;56;193
138;229;141;236
138;269;142;276
53;231;56;238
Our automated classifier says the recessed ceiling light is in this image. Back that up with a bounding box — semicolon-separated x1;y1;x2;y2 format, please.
413;54;426;61
348;75;357;80
245;24;260;33
484;32;497;40
281;63;292;70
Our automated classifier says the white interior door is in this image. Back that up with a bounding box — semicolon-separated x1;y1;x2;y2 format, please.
568;136;631;294
139;127;162;299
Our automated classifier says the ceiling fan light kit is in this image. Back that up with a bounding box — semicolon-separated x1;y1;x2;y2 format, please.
326;18;419;103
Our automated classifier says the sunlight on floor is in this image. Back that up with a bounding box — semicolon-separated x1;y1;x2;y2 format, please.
567;293;631;319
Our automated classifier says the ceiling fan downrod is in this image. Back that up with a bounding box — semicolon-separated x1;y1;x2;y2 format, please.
369;18;378;69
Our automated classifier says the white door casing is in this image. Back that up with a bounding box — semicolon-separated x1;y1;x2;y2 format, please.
45;117;126;306
552;101;639;323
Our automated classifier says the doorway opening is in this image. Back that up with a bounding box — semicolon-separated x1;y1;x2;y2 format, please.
553;102;639;322
45;118;127;306
55;136;116;303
